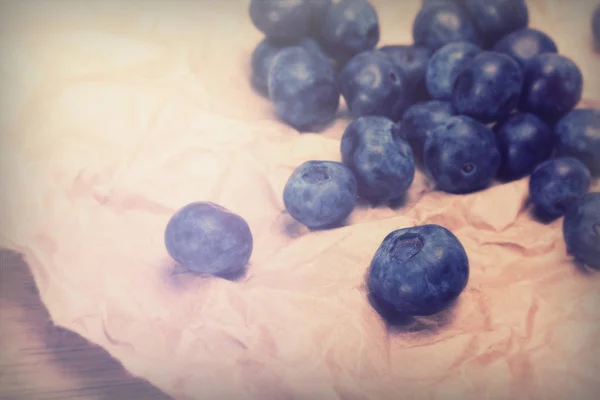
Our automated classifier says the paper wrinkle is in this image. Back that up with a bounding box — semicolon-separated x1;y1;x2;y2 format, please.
2;1;600;399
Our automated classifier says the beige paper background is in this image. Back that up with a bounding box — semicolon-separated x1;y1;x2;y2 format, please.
1;0;600;399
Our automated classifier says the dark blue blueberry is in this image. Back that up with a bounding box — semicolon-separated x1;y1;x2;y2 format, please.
268;46;340;132
593;4;600;51
309;0;332;32
341;116;415;202
494;112;555;181
399;100;455;162
249;0;312;43
462;0;529;47
165;202;253;277
520;53;583;125
283;160;358;229
452;51;523;123
412;1;481;52
367;224;469;317
339;50;415;121
529;157;591;218
426;41;482;101
379;45;432;101
319;0;379;64
563;192;600;269
555;108;600;176
251;37;327;96
493;28;558;70
424;115;500;194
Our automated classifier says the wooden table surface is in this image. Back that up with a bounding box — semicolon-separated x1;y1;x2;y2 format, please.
0;250;172;400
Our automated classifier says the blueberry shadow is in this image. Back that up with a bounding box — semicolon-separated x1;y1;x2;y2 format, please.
163;260;248;285
387;193;409;210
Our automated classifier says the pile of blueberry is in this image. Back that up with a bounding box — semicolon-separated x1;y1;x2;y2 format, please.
164;0;600;321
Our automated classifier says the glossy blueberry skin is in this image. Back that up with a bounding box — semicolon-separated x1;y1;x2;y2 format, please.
593;5;600;51
341;116;415;202
165;202;253;276
367;224;469;317
412;1;481;52
529;157;591;218
249;0;312;43
379;45;432;101
520;53;583;125
251;37;326;96
424;115;501;194
493;28;558;70
555;108;600;176
462;0;529;46
452;51;523;123
340;50;415;121
426;41;482;101
563;192;600;269
283;160;358;229
268;46;340;132
399;100;455;162
319;0;379;64
494;112;555;181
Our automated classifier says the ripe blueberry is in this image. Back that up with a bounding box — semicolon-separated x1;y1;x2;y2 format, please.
249;0;312;43
563;192;600;269
555;108;600;176
462;0;529;46
379;45;432;101
493;28;558;70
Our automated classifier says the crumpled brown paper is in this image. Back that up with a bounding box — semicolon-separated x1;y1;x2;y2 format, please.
1;1;600;399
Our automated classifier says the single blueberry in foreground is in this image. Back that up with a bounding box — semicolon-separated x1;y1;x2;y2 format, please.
413;1;481;52
379;45;432;101
426;41;482;101
339;50;415;121
341;116;415;202
555;108;600;176
593;5;600;51
563;192;600;269
424;115;500;194
319;0;380;64
529;157;591;218
494;112;555;181
399;100;455;162
268;46;340;132
251;37;327;96
283;160;358;230
367;224;469;317
165;202;253;277
452;51;523;123
462;0;529;46
249;0;312;43
520;53;583;124
493;28;558;70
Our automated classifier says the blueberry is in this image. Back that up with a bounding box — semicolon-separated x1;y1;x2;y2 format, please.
426;41;482;101
367;224;469;317
341;116;415;202
593;4;600;51
249;0;312;43
494;112;555;181
462;0;529;46
339;50;415;121
493;28;558;70
165;202;253;277
283;160;358;229
412;1;481;52
529;157;591;218
452;51;523;123
399;100;455;162
268;46;340;132
379;45;432;101
520;53;583;124
424;115;500;194
251;37;328;96
563;192;600;269
555;108;600;176
319;0;379;64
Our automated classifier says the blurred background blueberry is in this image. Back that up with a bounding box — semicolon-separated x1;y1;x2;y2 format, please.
462;0;529;47
494;112;555;181
593;4;600;51
341;116;415;203
379;45;432;101
563;192;600;269
424;115;500;194
529;157;591;219
555;108;600;176
249;0;312;43
426;41;482;101
268;46;340;132
493;28;558;70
